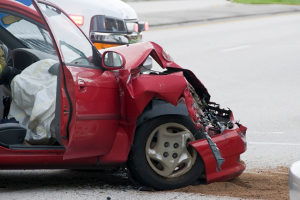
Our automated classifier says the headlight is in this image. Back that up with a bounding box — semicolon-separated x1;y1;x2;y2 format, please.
90;15;127;34
126;21;149;33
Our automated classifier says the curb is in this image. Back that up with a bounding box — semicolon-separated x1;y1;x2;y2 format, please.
133;2;300;27
149;9;300;27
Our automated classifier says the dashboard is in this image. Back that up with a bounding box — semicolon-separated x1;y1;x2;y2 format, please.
7;48;58;71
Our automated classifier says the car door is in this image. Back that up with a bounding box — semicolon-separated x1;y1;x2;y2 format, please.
34;1;121;159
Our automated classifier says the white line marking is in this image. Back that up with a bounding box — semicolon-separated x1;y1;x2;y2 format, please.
222;45;250;52
249;142;300;146
248;131;285;135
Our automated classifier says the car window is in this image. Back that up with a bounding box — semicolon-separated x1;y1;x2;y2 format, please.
0;12;56;55
38;3;95;66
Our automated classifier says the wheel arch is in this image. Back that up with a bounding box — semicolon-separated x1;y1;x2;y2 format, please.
136;99;190;128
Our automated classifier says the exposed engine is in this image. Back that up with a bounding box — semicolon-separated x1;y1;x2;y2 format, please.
140;65;235;136
188;84;234;136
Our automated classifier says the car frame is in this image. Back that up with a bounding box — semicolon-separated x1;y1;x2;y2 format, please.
0;0;247;190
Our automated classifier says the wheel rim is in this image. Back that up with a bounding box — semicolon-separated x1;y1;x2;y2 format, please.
145;122;197;178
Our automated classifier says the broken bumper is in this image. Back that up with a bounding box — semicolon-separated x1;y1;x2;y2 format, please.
190;123;247;183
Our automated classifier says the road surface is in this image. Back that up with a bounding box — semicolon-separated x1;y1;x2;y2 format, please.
1;13;300;200
143;13;300;169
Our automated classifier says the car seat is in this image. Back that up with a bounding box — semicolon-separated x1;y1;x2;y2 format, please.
0;122;26;147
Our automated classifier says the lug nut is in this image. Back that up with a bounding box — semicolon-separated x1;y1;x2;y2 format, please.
173;143;179;148
164;142;170;147
163;152;169;157
172;153;178;159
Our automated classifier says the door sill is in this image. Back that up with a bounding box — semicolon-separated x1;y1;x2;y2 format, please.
9;144;65;150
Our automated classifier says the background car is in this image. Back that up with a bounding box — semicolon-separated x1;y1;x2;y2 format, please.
46;0;149;50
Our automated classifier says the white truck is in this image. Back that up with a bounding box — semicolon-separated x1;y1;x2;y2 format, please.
47;0;148;49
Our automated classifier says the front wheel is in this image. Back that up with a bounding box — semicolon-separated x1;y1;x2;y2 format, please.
128;115;204;190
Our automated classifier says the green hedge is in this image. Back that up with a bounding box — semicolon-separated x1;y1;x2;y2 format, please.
233;0;300;5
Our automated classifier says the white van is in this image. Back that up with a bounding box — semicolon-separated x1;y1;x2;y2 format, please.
47;0;148;49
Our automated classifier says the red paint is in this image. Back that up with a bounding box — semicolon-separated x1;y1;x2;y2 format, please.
0;0;247;184
0;0;44;25
0;146;99;169
100;42;183;71
62;65;120;160
190;123;247;183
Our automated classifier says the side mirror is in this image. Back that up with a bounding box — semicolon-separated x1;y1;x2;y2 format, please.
102;51;125;70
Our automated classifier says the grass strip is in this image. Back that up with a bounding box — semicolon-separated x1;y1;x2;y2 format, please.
233;0;300;5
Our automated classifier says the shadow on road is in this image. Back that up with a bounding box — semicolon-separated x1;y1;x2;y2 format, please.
0;169;133;192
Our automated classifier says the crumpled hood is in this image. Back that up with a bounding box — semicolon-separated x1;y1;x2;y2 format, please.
100;42;181;71
101;41;211;102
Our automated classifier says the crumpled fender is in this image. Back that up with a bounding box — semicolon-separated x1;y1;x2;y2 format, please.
100;71;191;163
122;72;188;113
99;42;210;163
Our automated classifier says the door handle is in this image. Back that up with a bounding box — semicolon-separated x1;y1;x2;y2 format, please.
64;110;70;116
78;79;87;92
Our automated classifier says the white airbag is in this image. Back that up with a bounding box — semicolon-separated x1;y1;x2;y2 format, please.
8;59;58;144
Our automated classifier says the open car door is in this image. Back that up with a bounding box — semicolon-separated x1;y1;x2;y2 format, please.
34;0;121;159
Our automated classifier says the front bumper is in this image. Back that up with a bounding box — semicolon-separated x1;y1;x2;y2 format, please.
190;123;247;183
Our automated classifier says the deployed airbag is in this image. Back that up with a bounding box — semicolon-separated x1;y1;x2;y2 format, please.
8;59;57;144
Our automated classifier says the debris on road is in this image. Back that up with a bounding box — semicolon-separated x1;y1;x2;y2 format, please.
174;167;289;200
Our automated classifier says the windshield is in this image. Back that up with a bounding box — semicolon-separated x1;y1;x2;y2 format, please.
38;2;94;66
1;13;56;55
0;4;56;55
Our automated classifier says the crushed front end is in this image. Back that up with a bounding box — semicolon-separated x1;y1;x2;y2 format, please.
102;41;247;183
184;79;247;183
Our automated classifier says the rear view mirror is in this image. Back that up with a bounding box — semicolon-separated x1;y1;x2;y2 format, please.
102;51;125;69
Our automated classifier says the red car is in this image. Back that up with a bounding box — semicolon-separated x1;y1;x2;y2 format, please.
0;0;247;190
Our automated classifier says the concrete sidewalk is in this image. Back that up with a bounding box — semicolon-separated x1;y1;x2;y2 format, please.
128;0;230;14
128;0;300;26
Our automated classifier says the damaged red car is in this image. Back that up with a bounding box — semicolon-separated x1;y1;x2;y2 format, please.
0;0;247;190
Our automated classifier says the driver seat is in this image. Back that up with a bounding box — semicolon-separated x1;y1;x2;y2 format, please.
0;122;26;147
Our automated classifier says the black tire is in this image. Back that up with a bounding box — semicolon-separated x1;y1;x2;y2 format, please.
128;115;204;190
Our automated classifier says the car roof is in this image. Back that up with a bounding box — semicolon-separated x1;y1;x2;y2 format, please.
0;0;43;25
46;0;137;34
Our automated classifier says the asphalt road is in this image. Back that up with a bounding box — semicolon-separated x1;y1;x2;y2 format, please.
143;13;300;169
1;13;300;200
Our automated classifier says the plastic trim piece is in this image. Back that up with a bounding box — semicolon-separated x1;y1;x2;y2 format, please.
9;144;65;150
136;99;189;127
